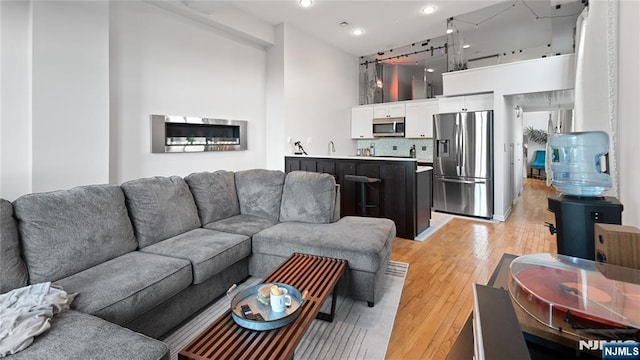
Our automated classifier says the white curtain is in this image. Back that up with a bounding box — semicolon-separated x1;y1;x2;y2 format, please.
573;7;589;131
548;7;589;187
571;2;619;197
605;1;619;198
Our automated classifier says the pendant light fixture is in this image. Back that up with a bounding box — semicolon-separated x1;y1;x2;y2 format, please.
446;17;454;34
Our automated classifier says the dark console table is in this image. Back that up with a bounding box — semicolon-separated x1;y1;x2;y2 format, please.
547;194;623;260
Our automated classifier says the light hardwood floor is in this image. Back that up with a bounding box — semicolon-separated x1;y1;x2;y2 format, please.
386;178;558;359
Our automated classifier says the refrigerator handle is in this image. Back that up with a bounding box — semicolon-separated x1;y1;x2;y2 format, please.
459;121;464;171
437;177;487;184
454;122;461;176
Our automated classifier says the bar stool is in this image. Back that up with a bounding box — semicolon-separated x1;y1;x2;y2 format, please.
344;175;382;216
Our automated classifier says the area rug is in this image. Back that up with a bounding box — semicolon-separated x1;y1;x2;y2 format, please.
163;261;408;360
414;211;454;242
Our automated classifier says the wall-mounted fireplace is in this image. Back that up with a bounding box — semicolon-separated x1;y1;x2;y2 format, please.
151;115;247;153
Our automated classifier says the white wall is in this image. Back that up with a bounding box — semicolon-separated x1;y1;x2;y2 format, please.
503;95;517;206
1;1;110;199
31;1;110;192
109;1;267;183
284;24;358;159
571;0;639;227
1;0;357;197
149;1;275;48
443;55;575;97
510;100;523;196
265;24;286;170
442;55;575;220
266;24;358;169
574;1;609;133
617;0;640;227
1;1;31;201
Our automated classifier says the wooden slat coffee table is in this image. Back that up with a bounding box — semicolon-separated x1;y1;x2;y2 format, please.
179;253;348;360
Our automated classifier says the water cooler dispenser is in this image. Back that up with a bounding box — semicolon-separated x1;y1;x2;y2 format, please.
546;131;623;260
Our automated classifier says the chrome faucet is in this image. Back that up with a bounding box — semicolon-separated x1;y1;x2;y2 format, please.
328;141;336;155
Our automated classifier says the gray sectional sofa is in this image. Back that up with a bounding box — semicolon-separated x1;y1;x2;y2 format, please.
0;169;396;359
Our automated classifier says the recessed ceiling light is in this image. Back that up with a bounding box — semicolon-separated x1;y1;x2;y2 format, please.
446;28;454;35
426;68;435;73
422;5;437;15
463;44;470;49
351;28;365;36
298;0;312;8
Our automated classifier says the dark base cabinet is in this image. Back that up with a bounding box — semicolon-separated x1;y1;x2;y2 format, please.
336;162;356;215
547;194;623;260
285;156;431;239
416;170;432;234
418;161;433;207
316;160;336;175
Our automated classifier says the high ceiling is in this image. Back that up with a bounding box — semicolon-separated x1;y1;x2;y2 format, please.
181;0;584;60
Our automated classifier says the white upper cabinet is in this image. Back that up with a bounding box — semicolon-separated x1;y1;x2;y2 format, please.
373;103;405;118
351;105;374;139
438;93;494;113
464;93;494;111
437;97;465;113
405;100;438;138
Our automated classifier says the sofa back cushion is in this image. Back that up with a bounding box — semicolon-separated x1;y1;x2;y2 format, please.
279;171;337;224
12;185;137;284
0;199;29;293
235;169;285;222
184;171;240;225
121;176;201;248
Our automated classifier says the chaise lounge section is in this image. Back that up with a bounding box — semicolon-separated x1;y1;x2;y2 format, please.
248;171;394;306
0;169;396;358
250;217;394;307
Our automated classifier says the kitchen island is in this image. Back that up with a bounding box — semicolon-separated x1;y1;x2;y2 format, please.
285;155;432;240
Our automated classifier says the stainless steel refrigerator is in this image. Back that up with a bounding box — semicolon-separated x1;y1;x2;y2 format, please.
433;111;494;218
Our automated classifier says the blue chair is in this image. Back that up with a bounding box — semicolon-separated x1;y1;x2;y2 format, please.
530;150;546;178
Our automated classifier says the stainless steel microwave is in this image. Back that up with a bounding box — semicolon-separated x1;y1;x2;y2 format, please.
373;117;405;137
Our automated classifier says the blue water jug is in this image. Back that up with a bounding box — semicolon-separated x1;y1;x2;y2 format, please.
549;131;611;197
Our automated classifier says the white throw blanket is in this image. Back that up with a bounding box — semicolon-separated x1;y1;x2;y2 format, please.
0;283;76;357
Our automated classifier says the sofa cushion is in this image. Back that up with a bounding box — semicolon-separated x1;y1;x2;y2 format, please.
235;169;285;222
279;171;336;224
55;251;192;326
140;228;250;284
203;214;277;237
13;185;137;284
8;310;169;360
0;199;29;294
121;176;201;248
184;171;240;225
252;216;396;273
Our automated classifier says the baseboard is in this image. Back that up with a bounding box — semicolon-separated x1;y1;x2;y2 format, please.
493;206;512;222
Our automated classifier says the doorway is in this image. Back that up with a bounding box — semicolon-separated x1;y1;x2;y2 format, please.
510;89;575;204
